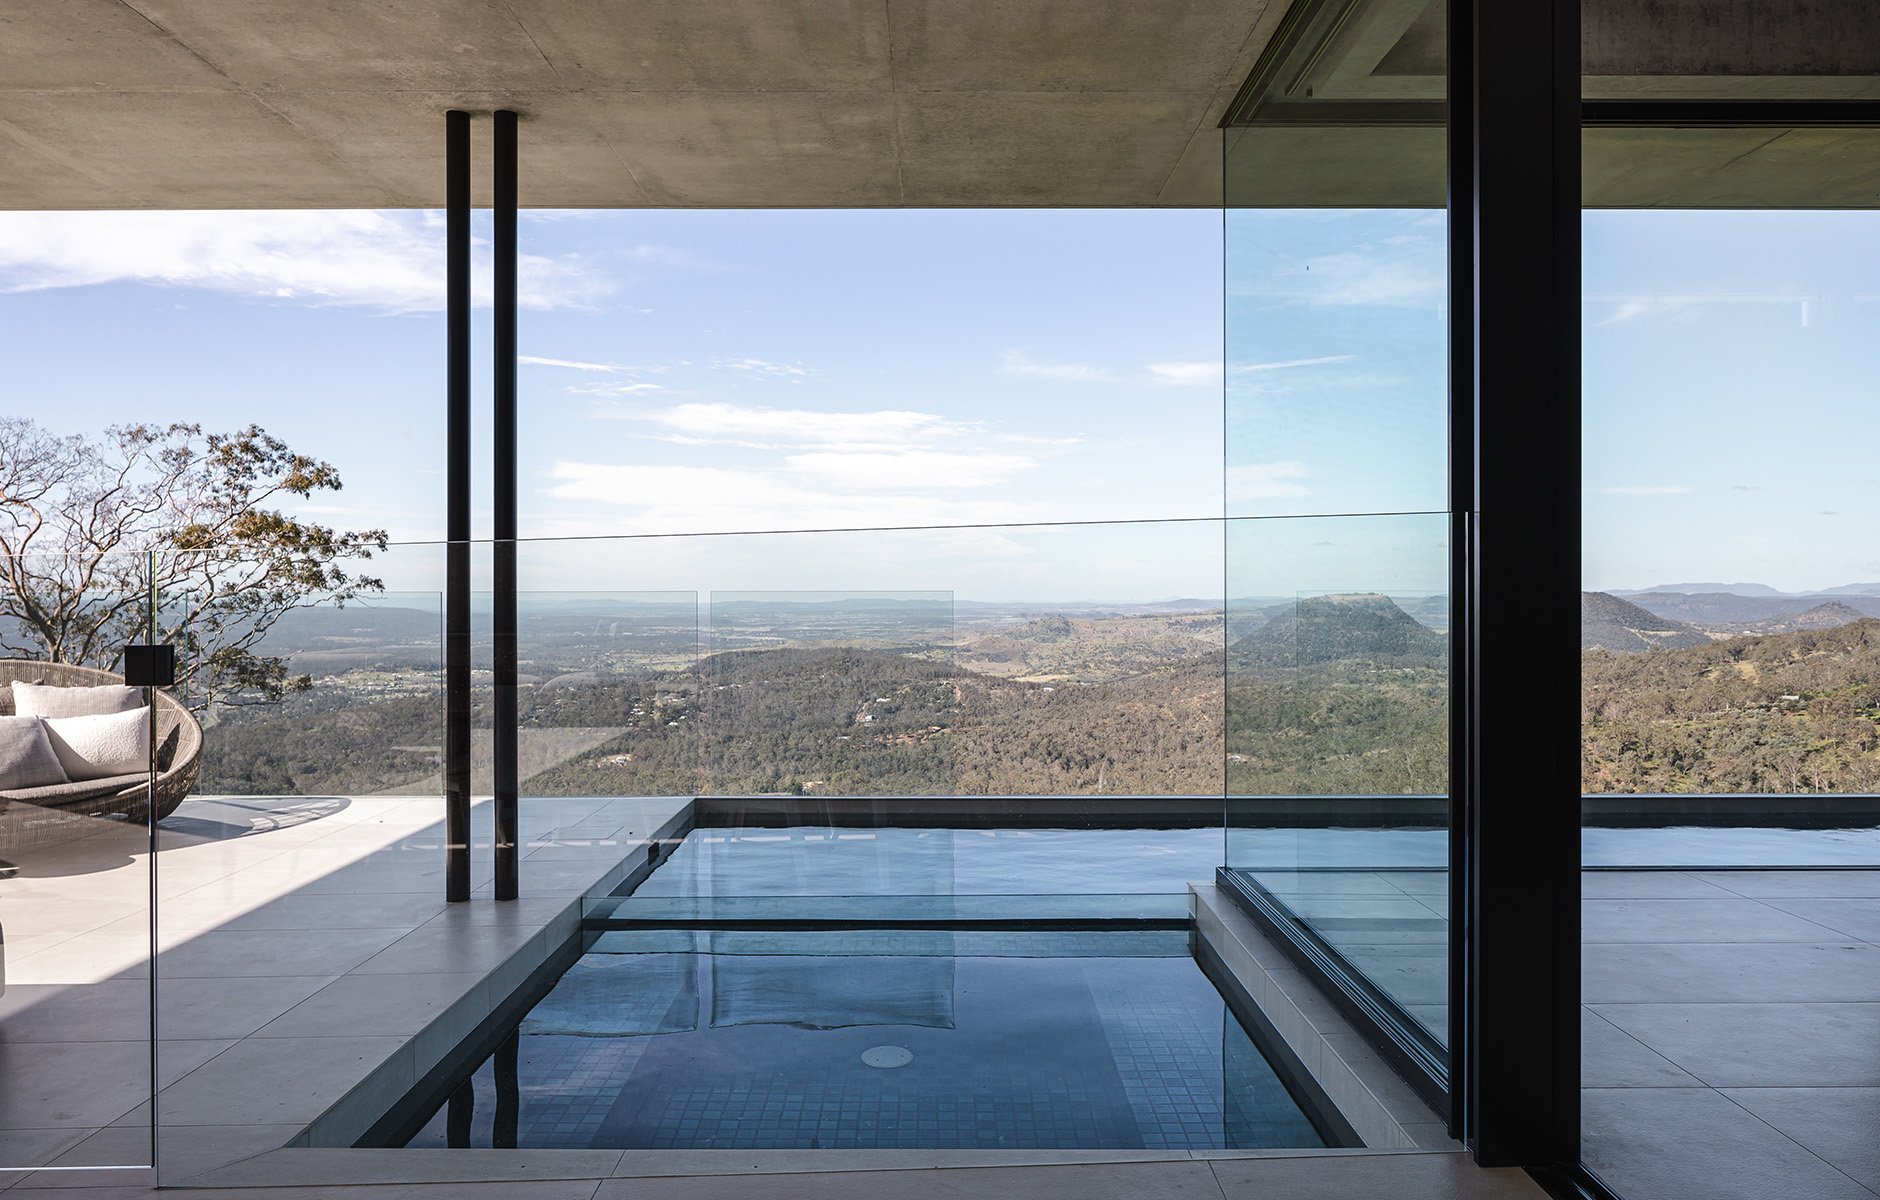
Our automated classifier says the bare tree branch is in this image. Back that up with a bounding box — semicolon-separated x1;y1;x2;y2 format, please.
0;418;387;709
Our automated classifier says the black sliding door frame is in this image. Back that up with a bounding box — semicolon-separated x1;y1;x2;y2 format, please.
1217;0;1587;1171
1456;0;1582;1171
1221;3;1880;1182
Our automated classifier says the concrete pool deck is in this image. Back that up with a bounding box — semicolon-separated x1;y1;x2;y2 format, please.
0;793;690;1189
8;794;1864;1200
1;793;1467;1194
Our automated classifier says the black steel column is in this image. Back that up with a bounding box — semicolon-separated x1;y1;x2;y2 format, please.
445;109;472;903
493;109;520;901
1458;0;1580;1169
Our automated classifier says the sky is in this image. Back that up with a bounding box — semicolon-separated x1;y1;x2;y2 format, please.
1;206;1874;601
0;208;1226;601
1582;209;1880;594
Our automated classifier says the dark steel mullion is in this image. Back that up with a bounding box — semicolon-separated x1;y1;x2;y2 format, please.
445;109;472;904
493;109;520;902
1444;0;1475;1142
1463;0;1582;1169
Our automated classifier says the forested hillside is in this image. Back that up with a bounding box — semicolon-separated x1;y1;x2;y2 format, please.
199;645;1230;798
196;594;1880;802
1226;594;1448;796
1583;618;1880;793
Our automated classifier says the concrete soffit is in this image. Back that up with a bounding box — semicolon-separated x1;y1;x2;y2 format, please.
0;0;1297;211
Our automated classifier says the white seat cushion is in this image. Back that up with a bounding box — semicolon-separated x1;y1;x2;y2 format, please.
12;680;143;719
43;709;150;781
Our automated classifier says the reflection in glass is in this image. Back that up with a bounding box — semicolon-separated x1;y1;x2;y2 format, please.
1225;20;1453;1067
503;589;700;799
1224;208;1448;520
704;591;955;797
0;553;157;1174
1222;515;1449;1046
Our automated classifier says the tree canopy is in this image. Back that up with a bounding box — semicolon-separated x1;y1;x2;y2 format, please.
0;418;386;708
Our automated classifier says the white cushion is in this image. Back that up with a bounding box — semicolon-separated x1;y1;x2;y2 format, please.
0;715;69;791
12;680;143;719
43;709;150;781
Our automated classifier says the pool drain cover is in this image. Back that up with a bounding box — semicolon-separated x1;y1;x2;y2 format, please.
861;1045;913;1069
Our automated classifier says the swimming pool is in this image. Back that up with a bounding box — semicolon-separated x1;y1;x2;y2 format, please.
395;826;1327;1151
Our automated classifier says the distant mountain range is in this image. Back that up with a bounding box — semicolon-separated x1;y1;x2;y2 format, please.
1619;581;1792;597
1621;590;1880;633
1585;589;1880;652
1614;581;1880;599
1581;592;1711;653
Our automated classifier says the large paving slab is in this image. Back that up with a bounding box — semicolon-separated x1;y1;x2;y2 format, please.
0;793;690;1188
1583;869;1880;1200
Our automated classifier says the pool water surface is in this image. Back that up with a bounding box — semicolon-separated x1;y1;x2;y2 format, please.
399;825;1326;1151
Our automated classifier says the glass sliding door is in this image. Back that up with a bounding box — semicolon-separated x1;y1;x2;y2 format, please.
1578;12;1880;1198
1219;0;1454;1094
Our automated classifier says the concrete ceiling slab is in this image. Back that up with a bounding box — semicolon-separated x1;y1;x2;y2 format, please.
887;0;1270;92
1585;127;1880;208
575;91;901;207
9;0;1874;212
0;88;377;208
502;0;891;92
262;89;651;207
0;0;232;92
0;0;1280;210
897;90;1214;206
122;0;563;91
1225;125;1447;208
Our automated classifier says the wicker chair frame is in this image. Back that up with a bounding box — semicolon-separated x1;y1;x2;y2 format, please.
0;659;202;850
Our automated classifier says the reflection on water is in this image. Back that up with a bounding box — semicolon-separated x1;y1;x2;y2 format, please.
409;935;1323;1151
633;826;1225;898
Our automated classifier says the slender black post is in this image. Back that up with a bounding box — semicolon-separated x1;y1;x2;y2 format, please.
493;109;520;901
1459;0;1580;1169
445;109;472;903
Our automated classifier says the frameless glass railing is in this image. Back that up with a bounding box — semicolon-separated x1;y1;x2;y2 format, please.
0;551;158;1179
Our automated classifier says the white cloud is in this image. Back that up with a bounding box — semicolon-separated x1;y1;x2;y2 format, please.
600;401;966;451
996;433;1084;446
0;211;611;312
1146;361;1223;387
1587;292;1814;327
1227;461;1310;501
1238;237;1444;309
1296;249;1443;307
717;357;810;378
623;244;714;269
544;461;1029;534
521;355;620;372
568;381;667;397
547;401;1053;532
786;450;1036;490
1234;355;1356;373
1597;485;1693;496
999;350;1115;383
